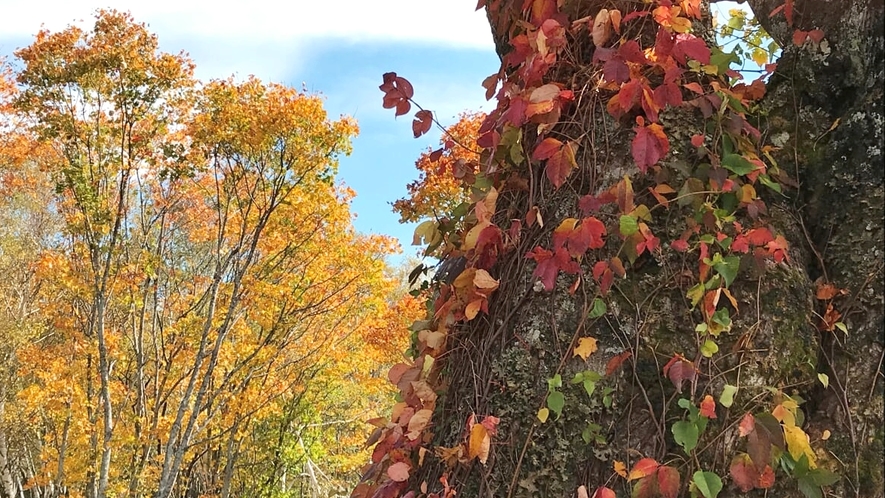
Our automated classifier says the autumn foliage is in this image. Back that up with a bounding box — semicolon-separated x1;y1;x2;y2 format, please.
0;11;417;498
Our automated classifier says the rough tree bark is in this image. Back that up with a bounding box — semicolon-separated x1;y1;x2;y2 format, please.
419;1;882;497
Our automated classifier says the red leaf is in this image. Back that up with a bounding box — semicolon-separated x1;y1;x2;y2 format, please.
591;486;616;498
545;141;578;188
656;466;680;498
673;34;711;65
628;458;660;481
746;227;774;246
618;40;647;64
481;72;499;100
738;413;755;437
793;30;808;46
412;110;433;138
567;216;607;254
690;134;704;147
380;72;414;117
785;0;794;25
654;27;675;59
604;58;630;84
618;80;642;111
532;137;562;160
605;350;632;376
653;82;682;108
671;239;689;252
699;395;717;418
730;453;758;492
429;148;444;162
622;10;650;23
632;123;670;172
579;192;616;214
807;29;825;43
592;261;614;295
632;476;657;498
662;354;696;392
757;465;776;488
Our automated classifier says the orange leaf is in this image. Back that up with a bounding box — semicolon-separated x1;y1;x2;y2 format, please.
699;395;717;418
467;423;491;464
574;337;599;360
628;457;659;481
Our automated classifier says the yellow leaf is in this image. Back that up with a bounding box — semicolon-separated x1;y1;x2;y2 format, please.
783;425;817;468
537;407;550;423
467;423;491;464
473;269;499;290
614;460;628;478
574;337;599;360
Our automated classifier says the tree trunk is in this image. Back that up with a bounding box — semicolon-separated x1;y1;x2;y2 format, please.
413;1;883;497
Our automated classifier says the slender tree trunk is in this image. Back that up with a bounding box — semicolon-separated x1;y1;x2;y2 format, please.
0;398;17;498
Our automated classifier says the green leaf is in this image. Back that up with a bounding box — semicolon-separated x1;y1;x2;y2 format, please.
619;215;639;236
547;374;562;390
672;420;699;453
547;391;565;419
700;338;719;357
692;471;723;498
713;255;741;287
687;283;705;307
835;321;848;333
817;373;829;388
589;297;607;318
719;384;737;408
721;153;756;175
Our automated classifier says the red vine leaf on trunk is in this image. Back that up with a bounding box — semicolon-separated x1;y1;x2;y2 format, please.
632;120;670;172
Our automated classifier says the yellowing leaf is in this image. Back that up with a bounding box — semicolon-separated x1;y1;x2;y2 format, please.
407;409;434;440
614;460;628;478
473;269;499;290
537;407;550;423
465;299;483;320
783;424;817;467
574;337;599;360
467;423;491;464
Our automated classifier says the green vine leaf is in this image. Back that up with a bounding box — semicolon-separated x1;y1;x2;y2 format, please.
692;470;723;498
672;420;699;453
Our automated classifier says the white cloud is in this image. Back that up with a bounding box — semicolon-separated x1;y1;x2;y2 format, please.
0;0;494;48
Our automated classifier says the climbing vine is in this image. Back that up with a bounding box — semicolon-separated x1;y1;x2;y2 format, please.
354;1;846;497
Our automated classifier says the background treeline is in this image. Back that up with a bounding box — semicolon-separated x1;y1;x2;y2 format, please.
0;10;419;498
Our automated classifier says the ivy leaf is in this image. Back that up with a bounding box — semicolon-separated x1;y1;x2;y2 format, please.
699;395;717;418
387;461;411;482
632;122;669;172
412;109;433;138
546;141;578;188
620;215;639;236
719;384;737;408
628;458;660;481
574;337;599;360
379;72;413;116
656;466;681;498
713;255;741;287
672;420;699;453
729;453;758;492
722;153;756;175
692;471;723;498
546;391;565;419
532;137;563;161
589;297;607;318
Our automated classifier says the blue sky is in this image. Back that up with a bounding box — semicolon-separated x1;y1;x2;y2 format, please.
0;0;500;263
1;1;756;264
